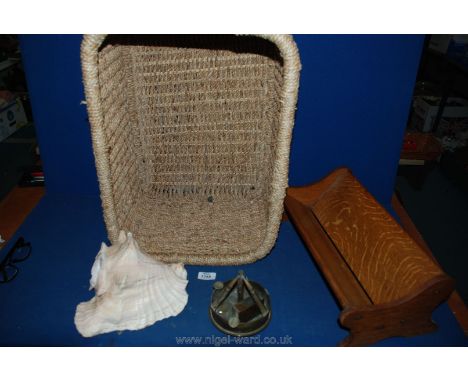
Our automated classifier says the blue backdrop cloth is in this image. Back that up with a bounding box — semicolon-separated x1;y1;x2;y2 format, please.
18;34;424;205
0;194;466;346
2;34;464;346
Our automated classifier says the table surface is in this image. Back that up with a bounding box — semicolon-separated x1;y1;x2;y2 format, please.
0;193;466;346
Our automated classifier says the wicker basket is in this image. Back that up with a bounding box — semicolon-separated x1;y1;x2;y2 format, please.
81;35;301;265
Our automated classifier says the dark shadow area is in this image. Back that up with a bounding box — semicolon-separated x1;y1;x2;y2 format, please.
100;34;283;65
397;34;468;306
0;35;41;201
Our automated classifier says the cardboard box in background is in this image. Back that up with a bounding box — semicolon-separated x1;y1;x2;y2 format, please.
412;96;468;132
429;35;453;54
0;98;28;142
429;34;468;69
447;35;468;69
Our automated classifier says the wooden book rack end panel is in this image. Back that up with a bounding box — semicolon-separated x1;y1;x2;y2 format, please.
285;168;454;346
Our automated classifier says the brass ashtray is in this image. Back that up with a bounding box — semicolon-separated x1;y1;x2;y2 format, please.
209;270;271;336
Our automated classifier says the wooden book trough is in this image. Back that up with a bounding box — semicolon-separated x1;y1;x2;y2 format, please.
285;168;455;346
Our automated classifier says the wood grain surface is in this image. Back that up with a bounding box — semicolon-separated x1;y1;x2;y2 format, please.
311;168;443;305
285;168;455;346
285;194;371;308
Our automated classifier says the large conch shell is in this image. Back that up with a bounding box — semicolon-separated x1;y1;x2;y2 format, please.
74;231;188;337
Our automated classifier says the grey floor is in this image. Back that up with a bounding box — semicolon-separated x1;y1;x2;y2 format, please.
396;165;468;305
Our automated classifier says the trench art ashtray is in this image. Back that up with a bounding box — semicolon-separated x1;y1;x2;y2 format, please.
209;270;271;336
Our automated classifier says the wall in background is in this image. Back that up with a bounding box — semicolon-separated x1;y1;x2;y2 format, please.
291;35;423;204
19;35;99;197
19;34;424;205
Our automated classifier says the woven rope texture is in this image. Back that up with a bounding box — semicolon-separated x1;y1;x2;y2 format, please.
82;35;300;265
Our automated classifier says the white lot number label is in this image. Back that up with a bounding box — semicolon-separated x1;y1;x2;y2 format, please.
197;272;216;281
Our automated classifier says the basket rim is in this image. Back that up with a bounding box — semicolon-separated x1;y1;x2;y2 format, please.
81;34;301;265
